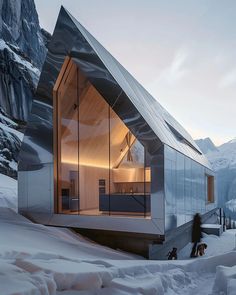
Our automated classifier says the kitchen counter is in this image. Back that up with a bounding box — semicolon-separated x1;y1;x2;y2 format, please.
99;193;150;213
111;192;149;195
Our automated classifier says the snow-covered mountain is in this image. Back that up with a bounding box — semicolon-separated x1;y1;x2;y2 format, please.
195;137;219;154
208;139;236;172
0;0;49;121
0;0;50;179
196;137;236;219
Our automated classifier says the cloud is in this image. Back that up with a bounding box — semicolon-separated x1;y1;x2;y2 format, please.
158;48;189;84
219;68;236;88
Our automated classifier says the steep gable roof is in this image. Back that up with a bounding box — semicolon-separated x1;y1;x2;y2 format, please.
36;6;211;169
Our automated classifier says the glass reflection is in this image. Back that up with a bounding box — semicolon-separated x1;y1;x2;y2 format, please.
78;70;109;215
56;60;150;217
165;145;215;230
57;63;79;213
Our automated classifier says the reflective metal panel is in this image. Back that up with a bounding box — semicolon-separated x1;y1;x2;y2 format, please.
18;163;53;214
164;145;216;231
25;212;164;235
18;99;53;170
67;9;211;168
18;6;214;235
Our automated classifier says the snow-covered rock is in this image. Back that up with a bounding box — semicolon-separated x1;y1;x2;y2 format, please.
0;0;51;121
0;0;47;69
0;0;50;180
0;108;23;177
0;109;23;178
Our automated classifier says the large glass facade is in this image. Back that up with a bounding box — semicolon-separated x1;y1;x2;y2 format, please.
56;61;150;217
57;63;79;213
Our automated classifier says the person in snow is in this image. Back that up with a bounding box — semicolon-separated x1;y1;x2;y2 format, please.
190;213;202;258
167;247;178;260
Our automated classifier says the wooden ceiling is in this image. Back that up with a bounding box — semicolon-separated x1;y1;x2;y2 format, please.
57;60;144;169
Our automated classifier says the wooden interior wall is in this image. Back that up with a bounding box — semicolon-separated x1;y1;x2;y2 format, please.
55;58;151;214
79;165;110;210
54;59;78;213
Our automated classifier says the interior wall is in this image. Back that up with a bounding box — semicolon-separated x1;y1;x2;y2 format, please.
79;165;110;210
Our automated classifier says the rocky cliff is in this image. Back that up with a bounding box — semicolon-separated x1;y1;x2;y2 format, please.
0;0;50;178
0;0;47;69
0;0;49;121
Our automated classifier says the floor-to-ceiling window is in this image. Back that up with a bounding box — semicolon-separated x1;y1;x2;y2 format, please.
57;62;79;213
78;69;110;215
56;59;150;217
108;108;151;216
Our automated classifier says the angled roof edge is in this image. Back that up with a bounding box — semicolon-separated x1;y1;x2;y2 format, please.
36;6;212;170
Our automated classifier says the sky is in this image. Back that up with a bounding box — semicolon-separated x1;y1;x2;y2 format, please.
35;0;236;146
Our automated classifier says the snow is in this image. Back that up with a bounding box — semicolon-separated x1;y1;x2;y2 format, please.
201;223;222;229
0;174;17;211
206;139;236;171
0;121;24;141
0;113;18;127
0;112;23;181
179;231;236;259
195;137;236;171
8;159;18;170
226;199;236;213
0;39;40;85
226;138;236;145
195;138;218;154
0;40;40;75
0;207;236;294
213;265;236;294
0;154;18;170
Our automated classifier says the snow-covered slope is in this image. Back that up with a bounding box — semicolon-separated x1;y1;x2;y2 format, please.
208;138;236;171
196;138;236;218
0;208;236;294
0;174;17;211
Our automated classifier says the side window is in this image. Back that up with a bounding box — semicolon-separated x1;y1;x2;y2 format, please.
206;175;214;203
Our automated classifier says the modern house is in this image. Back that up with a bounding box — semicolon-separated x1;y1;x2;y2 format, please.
18;7;217;258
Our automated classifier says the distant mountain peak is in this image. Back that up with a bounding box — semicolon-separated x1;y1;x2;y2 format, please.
195;137;218;154
226;137;236;144
217;137;236;153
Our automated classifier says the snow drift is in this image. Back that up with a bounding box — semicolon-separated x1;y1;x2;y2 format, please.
1;208;236;294
0;173;17;211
